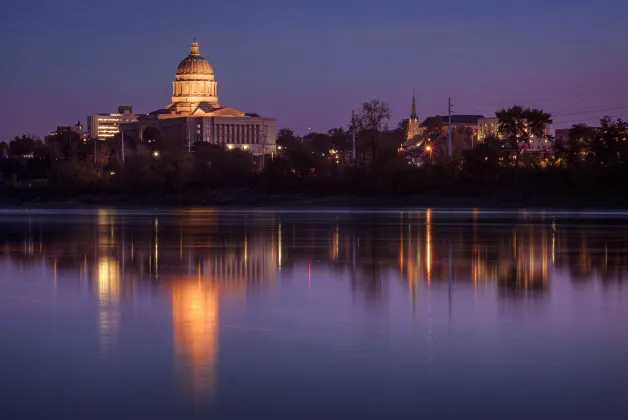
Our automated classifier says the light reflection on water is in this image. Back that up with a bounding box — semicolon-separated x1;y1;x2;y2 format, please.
0;209;628;419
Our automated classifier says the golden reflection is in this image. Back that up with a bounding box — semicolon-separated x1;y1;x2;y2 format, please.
278;223;282;270
97;256;120;356
498;228;550;291
154;217;159;279
332;225;339;262
426;209;432;285
170;278;219;400
399;215;404;273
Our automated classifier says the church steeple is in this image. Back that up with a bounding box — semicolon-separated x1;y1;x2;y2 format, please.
410;89;418;121
407;89;421;141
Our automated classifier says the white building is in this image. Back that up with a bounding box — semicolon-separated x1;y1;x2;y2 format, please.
121;39;276;154
478;117;499;141
88;106;138;140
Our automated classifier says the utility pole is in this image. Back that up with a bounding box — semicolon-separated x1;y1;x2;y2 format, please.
121;131;125;165
351;109;357;163
261;123;267;170
448;97;453;158
187;124;192;159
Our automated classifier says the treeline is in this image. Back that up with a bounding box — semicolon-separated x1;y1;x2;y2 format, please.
1;101;628;204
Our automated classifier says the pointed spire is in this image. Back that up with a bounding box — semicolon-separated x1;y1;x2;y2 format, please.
190;37;199;56
410;89;418;121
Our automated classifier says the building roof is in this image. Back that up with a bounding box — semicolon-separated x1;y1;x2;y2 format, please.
421;115;485;126
176;39;214;75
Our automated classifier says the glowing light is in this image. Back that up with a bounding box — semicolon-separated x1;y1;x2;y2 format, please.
171;279;218;397
278;223;282;269
153;150;160;158
426;208;432;285
97;256;121;356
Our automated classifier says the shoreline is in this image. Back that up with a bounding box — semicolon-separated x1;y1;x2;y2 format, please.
2;190;628;210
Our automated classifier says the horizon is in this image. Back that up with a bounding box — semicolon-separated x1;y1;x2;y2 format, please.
1;0;628;140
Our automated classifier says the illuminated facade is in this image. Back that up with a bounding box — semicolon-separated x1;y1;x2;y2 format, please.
478;117;500;141
88;106;138;140
121;39;276;154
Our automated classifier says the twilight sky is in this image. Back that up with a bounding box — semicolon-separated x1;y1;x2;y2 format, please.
1;0;628;140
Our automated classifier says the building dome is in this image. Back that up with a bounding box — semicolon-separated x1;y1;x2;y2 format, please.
170;38;219;113
176;39;214;75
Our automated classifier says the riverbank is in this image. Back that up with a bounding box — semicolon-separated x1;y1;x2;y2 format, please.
2;188;628;210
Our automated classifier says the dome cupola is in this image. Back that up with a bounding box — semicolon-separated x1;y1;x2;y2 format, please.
176;38;214;76
170;38;219;113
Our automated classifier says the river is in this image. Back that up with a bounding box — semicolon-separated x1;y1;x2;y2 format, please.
0;208;627;419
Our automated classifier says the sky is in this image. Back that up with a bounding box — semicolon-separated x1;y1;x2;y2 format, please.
1;0;628;140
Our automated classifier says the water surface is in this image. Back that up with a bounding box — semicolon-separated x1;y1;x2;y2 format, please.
1;208;627;419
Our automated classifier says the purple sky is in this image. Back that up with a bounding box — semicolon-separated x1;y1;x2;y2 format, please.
1;0;628;140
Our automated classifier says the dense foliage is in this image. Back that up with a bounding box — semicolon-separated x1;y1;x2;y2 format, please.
2;101;628;204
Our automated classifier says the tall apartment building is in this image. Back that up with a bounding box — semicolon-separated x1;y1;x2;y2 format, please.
87;106;138;140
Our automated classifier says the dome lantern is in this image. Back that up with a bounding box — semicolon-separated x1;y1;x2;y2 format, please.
190;37;199;56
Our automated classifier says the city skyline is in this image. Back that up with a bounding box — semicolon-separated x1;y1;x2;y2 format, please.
2;0;628;141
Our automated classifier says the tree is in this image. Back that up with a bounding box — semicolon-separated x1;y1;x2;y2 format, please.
496;105;552;169
455;125;475;148
354;100;392;166
590;117;628;166
568;123;596;166
9;135;41;157
276;128;301;151
553;123;595;168
462;135;501;182
307;132;332;156
327;128;350;151
424;116;445;142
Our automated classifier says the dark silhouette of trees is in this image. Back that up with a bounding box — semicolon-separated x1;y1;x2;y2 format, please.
4;105;628;205
354;100;392;166
496;105;552;168
327;128;350;152
590;117;628;166
276;128;300;151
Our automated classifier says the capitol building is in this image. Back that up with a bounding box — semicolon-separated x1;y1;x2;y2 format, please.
122;39;276;153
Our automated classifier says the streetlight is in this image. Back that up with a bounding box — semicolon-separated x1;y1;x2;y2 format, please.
425;145;433;160
153;150;160;158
